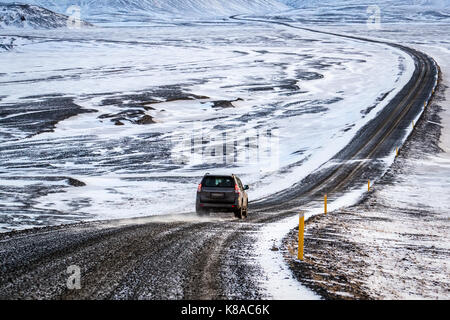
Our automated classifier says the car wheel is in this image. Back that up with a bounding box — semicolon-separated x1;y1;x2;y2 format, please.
234;207;243;219
196;206;208;217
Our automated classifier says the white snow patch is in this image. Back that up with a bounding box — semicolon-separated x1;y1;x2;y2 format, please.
255;214;320;300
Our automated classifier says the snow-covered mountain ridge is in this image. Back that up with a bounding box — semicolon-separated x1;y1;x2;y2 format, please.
0;0;290;20
279;0;450;9
2;0;450;25
275;0;450;24
0;3;92;29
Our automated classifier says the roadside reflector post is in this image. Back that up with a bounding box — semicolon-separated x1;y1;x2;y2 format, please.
324;194;327;215
368;179;371;192
412;120;415;128
298;212;305;261
395;147;399;157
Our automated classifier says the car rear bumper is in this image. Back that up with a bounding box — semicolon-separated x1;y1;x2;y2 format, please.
197;202;239;211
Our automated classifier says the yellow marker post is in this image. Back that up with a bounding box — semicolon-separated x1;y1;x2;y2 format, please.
412;120;415;128
324;194;327;215
395;147;399;157
368;179;371;192
298;213;305;261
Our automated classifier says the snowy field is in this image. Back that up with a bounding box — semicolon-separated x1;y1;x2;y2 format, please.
0;18;415;231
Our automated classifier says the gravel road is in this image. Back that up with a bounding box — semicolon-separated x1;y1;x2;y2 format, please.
0;18;439;300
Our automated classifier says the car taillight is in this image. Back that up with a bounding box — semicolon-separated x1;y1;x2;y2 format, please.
235;184;240;194
197;184;202;192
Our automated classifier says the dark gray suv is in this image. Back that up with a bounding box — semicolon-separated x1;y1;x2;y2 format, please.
196;174;249;219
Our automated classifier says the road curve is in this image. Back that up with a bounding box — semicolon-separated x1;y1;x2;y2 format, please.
0;18;439;300
232;15;439;212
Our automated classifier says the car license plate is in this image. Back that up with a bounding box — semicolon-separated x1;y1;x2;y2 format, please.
211;193;224;199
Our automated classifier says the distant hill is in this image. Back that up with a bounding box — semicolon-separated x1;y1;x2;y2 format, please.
279;0;450;9
276;0;450;23
0;3;93;29
0;0;290;21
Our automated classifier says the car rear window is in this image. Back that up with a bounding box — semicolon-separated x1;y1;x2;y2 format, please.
203;176;234;188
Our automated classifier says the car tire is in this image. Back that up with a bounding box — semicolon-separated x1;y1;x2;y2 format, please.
234;207;244;219
196;206;208;217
